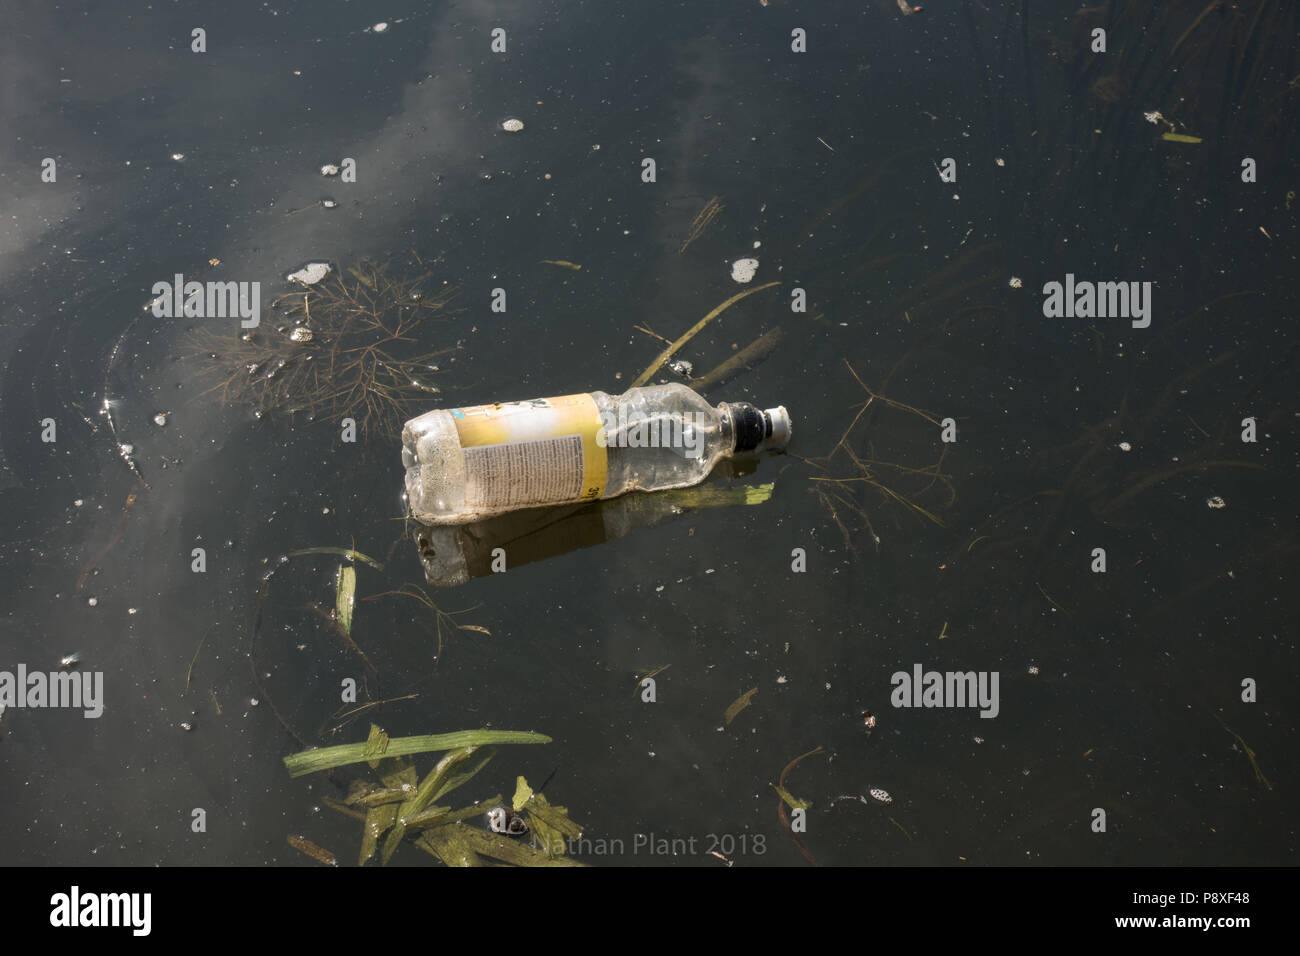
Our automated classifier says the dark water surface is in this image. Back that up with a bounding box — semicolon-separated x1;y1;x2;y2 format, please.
1;0;1295;866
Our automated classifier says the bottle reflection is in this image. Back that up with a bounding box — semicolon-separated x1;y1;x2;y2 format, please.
413;460;769;587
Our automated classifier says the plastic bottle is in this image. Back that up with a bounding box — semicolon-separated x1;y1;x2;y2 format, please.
401;383;791;524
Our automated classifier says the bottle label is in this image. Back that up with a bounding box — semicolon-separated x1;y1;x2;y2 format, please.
450;394;607;509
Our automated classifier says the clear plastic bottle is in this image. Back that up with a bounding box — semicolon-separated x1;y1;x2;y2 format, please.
401;383;792;524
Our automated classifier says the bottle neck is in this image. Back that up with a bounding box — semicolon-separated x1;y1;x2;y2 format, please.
723;402;769;453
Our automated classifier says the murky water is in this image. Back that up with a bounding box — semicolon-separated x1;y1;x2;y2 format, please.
1;0;1294;866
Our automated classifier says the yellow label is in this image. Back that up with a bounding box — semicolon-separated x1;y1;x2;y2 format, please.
450;394;607;508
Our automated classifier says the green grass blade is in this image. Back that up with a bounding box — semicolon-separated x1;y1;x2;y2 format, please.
288;546;385;570
380;745;484;864
282;729;552;778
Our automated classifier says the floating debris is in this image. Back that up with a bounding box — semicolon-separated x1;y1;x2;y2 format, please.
1027;665;1040;675
286;262;331;285
1207;496;1227;510
153;412;169;427
180;721;193;732
1143;110;1164;125
731;258;759;284
371;22;389;34
724;687;758;727
286;834;338;866
87;597;98;607
1118;441;1132;452
669;359;694;378
869;787;893;804
170;152;185;162
320;164;340;177
190;258;459;437
692;327;783;392
335;565;356;638
59;652;82;668
1008;276;1023;288
679;196;724;254
502;118;525;133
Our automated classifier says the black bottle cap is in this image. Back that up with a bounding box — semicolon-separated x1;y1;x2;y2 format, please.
731;403;767;452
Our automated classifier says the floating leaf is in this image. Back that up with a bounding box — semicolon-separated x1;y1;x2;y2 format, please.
283;728;552;777
1161;132;1203;143
415;823;584;867
511;776;584;859
404;795;501;830
375;758;417;792
287;834;337;866
380;746;489;864
772;784;812;811
524;796;584;858
362;723;389;764
659;483;774;509
359;804;398;866
336;564;356;637
414;822;485;867
430;746;497;804
540;259;582;271
512;775;534;812
348;787;413;809
288;546;384;570
724;687;759;727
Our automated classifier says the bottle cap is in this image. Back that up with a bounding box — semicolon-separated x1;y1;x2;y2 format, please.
763;406;793;450
728;403;793;453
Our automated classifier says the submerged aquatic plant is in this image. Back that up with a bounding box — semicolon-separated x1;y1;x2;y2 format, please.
284;725;585;867
808;360;956;556
187;258;460;438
